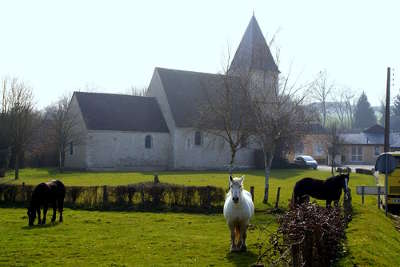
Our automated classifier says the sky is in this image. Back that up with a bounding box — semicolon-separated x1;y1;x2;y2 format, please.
0;0;399;109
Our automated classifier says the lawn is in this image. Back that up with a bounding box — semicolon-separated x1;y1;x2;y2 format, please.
1;168;400;266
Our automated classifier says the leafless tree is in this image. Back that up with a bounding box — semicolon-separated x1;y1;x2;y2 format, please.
196;52;253;174
45;93;85;172
249;72;311;203
310;70;334;128
3;77;36;179
332;88;356;129
126;86;149;96
324;122;345;174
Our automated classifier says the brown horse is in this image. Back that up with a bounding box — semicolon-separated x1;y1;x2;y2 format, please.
27;180;65;226
292;173;350;207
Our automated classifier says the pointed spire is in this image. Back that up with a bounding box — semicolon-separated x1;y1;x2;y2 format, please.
229;16;278;74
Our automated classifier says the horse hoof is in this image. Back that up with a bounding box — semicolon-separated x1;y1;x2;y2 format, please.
240;245;247;252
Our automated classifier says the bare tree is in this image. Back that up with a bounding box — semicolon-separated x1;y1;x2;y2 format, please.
45;93;85;172
311;70;334;128
197;52;253;174
332;88;355;129
126;86;149;96
4;77;36;179
249;72;310;203
325;122;345;174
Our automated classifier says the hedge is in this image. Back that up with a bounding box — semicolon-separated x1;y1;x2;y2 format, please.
0;182;225;213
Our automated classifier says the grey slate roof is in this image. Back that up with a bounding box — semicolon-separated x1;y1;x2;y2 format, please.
156;67;244;128
74;92;169;132
340;131;400;147
229;16;279;74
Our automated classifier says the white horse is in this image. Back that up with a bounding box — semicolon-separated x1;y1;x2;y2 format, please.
223;175;254;252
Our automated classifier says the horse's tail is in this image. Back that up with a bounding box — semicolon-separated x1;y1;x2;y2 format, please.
234;224;240;246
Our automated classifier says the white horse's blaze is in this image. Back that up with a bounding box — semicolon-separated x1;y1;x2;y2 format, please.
223;176;255;252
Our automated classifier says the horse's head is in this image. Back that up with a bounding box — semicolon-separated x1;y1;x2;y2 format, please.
229;175;244;204
339;173;350;192
27;207;36;226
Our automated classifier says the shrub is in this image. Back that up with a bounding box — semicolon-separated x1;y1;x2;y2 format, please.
355;168;374;175
0;182;225;213
256;202;347;267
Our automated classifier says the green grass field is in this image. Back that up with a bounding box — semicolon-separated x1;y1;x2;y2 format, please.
1;168;400;266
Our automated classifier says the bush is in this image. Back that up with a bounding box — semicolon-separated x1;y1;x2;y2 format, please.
355;168;374;175
0;182;225;213
257;202;346;266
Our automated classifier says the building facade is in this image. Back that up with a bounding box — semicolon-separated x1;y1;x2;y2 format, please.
65;16;279;171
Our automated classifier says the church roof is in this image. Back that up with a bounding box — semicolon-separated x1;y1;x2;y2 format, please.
229;16;278;74
156;67;243;128
74;92;169;132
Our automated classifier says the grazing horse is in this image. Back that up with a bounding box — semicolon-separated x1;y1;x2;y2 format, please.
292;173;350;207
27;180;65;226
223;176;254;252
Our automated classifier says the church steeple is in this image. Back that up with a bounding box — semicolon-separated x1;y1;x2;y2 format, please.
229;15;278;74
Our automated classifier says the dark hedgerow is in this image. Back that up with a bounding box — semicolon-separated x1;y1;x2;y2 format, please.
0;182;225;213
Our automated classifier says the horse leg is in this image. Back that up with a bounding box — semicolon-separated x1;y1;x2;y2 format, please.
326;200;332;208
334;200;339;207
228;222;236;252
42;204;48;225
58;198;64;222
37;207;42;225
240;222;248;252
51;201;57;223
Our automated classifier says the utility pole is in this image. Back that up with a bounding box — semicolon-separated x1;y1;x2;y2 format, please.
384;67;391;152
384;67;391;216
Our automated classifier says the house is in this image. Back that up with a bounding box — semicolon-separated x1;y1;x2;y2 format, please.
290;124;329;164
340;124;400;165
65;15;279;171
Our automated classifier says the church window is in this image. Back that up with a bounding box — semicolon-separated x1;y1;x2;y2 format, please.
69;142;74;155
145;135;152;149
194;131;202;146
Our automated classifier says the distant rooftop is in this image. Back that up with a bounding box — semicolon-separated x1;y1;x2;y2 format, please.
74;92;169;133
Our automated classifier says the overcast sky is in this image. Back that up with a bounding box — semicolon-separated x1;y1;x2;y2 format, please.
0;0;398;108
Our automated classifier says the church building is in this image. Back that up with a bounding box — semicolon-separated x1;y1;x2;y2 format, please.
65;16;279;170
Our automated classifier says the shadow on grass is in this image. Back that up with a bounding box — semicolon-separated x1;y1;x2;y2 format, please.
21;221;62;230
226;250;258;267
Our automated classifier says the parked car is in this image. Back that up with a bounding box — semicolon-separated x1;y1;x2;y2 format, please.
294;155;318;169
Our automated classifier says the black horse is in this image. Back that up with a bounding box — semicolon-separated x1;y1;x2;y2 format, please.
292;173;350;207
27;180;65;226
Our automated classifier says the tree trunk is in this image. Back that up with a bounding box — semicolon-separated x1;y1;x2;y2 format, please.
263;148;274;203
58;150;62;172
14;153;19;180
229;149;237;176
61;149;65;173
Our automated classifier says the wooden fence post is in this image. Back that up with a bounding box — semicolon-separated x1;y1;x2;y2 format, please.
361;186;365;205
291;243;301;267
302;230;313;267
377;186;381;209
103;185;108;207
275;187;281;209
22;182;25;202
250;186;254;202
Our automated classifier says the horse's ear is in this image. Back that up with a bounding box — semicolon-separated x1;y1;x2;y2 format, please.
240;175;245;184
229;175;233;182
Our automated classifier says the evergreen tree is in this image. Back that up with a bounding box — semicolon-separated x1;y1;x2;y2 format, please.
391;92;400;130
353;92;377;129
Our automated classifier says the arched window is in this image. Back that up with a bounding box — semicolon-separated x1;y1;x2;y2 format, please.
194;131;202;146
145;135;152;149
